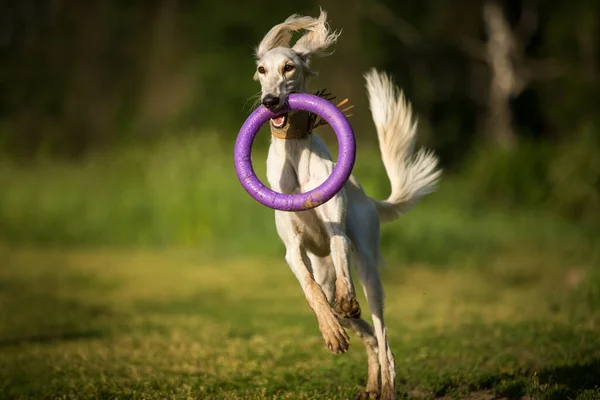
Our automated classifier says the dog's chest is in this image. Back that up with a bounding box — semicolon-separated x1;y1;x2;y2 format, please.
287;210;330;256
267;137;332;256
266;139;314;193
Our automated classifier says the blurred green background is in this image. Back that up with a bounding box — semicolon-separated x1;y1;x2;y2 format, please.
1;1;600;398
1;0;599;255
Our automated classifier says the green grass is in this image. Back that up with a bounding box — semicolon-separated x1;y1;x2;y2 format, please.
0;133;273;252
1;132;599;398
1;245;599;399
1;132;597;268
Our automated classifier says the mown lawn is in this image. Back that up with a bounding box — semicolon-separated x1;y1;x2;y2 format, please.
1;133;599;399
1;245;599;400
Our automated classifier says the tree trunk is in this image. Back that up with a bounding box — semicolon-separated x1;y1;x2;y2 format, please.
483;0;520;150
486;84;516;150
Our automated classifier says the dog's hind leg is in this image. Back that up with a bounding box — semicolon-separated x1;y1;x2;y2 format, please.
342;317;381;400
354;253;397;400
308;252;381;399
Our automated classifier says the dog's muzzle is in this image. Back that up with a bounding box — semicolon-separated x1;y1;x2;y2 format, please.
262;94;280;109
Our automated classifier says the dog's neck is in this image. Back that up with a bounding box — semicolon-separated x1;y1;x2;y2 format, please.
270;110;312;140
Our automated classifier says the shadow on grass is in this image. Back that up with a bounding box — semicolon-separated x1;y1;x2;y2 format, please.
0;330;105;348
0;279;114;349
533;360;600;398
428;359;600;399
400;320;600;399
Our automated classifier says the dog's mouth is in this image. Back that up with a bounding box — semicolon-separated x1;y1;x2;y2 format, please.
270;113;288;129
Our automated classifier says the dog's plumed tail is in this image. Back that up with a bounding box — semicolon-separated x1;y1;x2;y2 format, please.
364;68;442;223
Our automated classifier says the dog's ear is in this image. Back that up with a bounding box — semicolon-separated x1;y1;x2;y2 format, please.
255;13;321;59
291;8;341;61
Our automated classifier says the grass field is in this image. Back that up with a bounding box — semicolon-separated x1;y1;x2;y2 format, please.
1;134;599;399
1;244;599;400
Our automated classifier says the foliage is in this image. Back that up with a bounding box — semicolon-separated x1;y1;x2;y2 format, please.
1;0;599;164
458;139;552;210
547;122;600;226
456;122;600;229
0;133;596;268
0;133;276;254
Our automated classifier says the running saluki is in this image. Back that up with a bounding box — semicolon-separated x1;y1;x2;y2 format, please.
251;8;441;400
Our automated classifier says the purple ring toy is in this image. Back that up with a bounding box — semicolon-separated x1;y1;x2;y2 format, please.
234;93;356;211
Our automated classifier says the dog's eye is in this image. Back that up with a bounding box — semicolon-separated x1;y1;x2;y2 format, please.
284;64;295;72
258;66;266;74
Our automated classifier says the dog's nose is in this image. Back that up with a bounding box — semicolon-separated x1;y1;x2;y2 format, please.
262;95;280;109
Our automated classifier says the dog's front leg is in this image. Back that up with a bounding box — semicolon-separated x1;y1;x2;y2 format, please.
281;233;350;354
297;138;360;319
315;190;361;320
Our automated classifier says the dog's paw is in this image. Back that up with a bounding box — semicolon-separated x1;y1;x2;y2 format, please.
320;312;350;354
380;383;397;400
354;391;379;400
334;294;361;319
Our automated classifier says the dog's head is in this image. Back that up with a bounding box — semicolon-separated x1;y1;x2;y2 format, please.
253;8;340;129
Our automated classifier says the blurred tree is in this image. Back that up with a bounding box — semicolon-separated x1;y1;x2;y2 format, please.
0;0;597;169
0;0;154;156
360;0;574;152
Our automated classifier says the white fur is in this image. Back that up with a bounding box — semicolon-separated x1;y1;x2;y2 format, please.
365;70;442;222
252;9;441;400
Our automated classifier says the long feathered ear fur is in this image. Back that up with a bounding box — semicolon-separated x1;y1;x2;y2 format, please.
291;8;341;60
255;8;341;61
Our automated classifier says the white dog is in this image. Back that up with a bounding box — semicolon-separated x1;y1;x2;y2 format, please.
252;8;441;400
